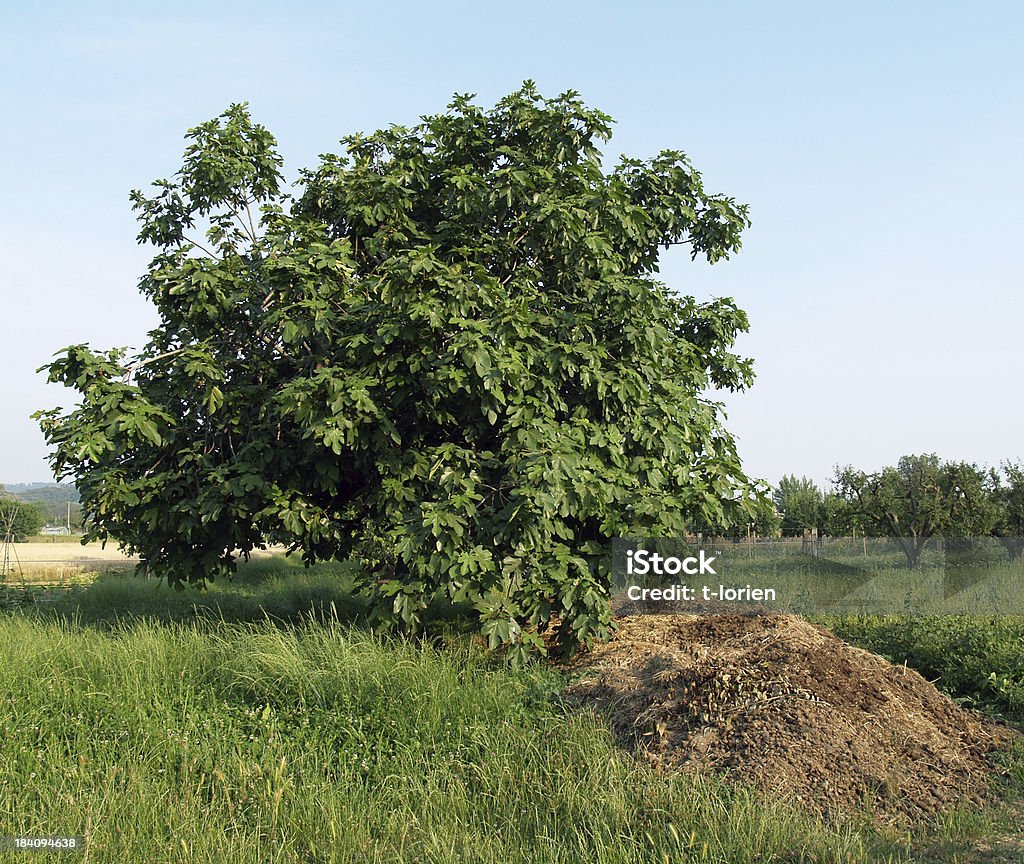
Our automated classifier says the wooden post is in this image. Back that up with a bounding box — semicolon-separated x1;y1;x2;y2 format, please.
811;527;819;561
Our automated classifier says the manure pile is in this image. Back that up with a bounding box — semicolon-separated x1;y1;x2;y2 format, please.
566;613;1018;822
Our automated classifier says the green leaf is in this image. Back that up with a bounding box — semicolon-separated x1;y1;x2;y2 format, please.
136;418;162;446
206;386;224;415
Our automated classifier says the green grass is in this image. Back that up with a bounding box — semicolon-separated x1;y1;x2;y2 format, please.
1;563;1022;862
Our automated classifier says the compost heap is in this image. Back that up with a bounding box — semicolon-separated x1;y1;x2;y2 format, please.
565;612;1018;822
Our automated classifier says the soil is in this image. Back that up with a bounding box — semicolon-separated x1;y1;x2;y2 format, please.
565;611;1019;823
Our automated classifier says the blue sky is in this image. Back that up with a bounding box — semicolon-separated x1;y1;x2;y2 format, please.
1;1;1021;486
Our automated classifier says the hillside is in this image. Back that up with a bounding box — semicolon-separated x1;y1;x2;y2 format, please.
1;483;81;527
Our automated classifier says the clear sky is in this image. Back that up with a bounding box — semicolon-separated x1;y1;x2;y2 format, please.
1;1;1021;488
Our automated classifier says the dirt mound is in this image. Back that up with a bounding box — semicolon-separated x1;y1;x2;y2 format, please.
566;613;1018;823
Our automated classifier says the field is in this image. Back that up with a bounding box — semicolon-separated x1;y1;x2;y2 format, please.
0;541;280;585
2;559;1024;863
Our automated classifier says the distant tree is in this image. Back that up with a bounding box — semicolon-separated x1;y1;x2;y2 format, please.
833;454;995;569
35;501;83;530
752;499;783;537
989;461;1024;561
774;475;822;536
819;492;853;537
0;496;46;542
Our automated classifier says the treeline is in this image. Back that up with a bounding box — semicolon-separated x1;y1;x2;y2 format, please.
760;455;1023;569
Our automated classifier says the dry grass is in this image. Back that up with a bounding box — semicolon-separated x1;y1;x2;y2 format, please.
1;542;134;584
2;542;285;584
6;541;134;563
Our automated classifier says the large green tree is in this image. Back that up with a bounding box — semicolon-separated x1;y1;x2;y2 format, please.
36;85;762;655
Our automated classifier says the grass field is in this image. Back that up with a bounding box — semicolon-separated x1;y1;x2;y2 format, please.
2;560;1024;863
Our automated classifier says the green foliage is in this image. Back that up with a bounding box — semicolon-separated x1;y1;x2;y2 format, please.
0;496;45;542
35;86;764;655
693;495;781;539
774;474;821;536
750;498;783;536
833;455;995;569
819;492;852;536
772;475;849;537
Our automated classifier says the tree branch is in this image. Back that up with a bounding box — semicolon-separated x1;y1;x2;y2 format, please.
123;347;189;377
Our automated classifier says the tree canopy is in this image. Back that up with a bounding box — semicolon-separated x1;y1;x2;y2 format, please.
36;84;762;655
